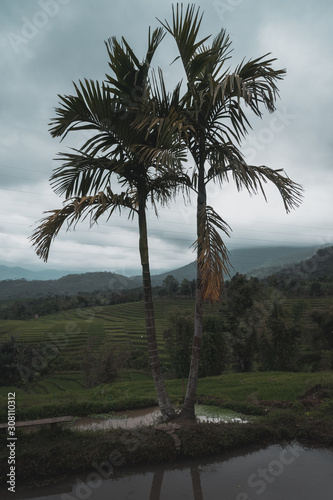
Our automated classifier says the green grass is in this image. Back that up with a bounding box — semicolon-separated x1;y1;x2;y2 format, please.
196;371;333;401
0;295;332;418
1;370;332;487
1;370;332;421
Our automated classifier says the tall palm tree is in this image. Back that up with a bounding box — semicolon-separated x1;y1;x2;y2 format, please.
30;28;187;420
160;4;303;419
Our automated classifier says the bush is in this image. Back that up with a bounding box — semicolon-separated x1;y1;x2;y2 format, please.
120;349;150;370
297;350;333;372
199;317;229;377
0;337;52;387
257;304;301;371
317;400;333;416
163;311;193;378
263;409;301;428
81;340;118;388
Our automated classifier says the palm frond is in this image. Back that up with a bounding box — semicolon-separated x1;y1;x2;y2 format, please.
192;206;232;302
30;190;137;262
159;4;211;82
148;170;192;208
49;78;136;158
212;55;286;127
207;147;303;213
50;152;125;198
105;27;165;100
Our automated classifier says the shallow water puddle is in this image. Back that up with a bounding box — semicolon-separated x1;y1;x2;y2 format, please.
71;404;252;431
195;405;254;423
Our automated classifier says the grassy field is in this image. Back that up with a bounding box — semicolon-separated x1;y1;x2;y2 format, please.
1;369;333;486
1;370;332;421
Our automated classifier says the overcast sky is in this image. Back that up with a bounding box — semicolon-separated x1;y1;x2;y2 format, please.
0;0;332;276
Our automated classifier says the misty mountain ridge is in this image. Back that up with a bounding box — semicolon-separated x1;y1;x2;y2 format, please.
0;265;83;282
0;244;329;300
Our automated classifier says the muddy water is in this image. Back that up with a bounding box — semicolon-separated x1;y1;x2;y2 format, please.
4;443;333;500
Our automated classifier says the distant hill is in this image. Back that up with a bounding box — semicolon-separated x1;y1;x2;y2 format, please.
0;272;142;301
0;245;327;300
0;265;82;282
243;245;323;279
271;246;333;281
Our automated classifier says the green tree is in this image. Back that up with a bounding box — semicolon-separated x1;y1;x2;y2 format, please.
311;306;333;350
164;312;228;378
161;4;303;418
163;311;193;378
162;275;179;295
0;338;20;386
81;339;118;388
257;304;301;371
199;316;229;377
225;274;262;372
179;278;196;296
0;337;52;387
30;28;187;420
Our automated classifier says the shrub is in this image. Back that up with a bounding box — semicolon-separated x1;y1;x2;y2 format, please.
0;337;52;387
81;340;118;388
120;349;150;370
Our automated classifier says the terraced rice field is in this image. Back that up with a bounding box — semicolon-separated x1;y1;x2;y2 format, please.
0;297;195;359
0;295;331;363
27;372;86;395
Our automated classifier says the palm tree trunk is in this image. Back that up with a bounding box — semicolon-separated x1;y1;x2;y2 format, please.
181;153;206;419
138;192;176;420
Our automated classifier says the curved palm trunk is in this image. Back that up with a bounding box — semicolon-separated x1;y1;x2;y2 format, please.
181;154;206;419
138;192;176;420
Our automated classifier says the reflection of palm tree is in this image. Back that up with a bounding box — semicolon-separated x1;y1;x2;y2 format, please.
191;466;204;500
148;466;204;499
150;468;164;500
30;29;186;420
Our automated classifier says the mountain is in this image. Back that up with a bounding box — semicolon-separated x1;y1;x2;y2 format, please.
0;265;82;281
242;245;323;279
0;245;327;300
0;272;142;301
271;245;333;281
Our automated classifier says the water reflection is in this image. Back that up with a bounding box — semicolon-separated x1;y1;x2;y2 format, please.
4;443;333;500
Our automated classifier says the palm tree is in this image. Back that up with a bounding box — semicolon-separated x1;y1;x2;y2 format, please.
30;28;187;420
160;4;303;419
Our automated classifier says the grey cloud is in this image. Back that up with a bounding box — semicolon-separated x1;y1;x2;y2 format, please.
0;0;332;274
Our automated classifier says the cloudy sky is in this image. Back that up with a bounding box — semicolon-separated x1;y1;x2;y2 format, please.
0;0;332;276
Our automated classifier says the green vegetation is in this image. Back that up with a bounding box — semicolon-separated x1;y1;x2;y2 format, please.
0;371;332;486
1;370;332;421
1;290;332;385
0;297;194;364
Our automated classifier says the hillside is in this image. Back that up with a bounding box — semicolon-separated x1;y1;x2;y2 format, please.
273;245;333;281
243;246;325;279
0;272;142;301
0;245;326;300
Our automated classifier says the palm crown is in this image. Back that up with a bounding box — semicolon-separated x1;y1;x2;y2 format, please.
159;4;303;301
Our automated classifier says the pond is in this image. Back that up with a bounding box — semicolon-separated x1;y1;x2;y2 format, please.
3;442;333;500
